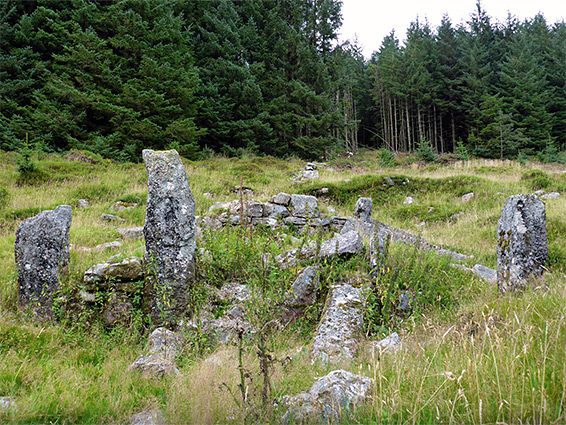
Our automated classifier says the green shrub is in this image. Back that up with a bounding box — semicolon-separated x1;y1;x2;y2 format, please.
521;169;553;190
415;139;436;163
377;149;397;167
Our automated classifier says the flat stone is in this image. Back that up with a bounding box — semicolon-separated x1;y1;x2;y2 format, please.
264;203;290;219
403;196;414;205
101;213;125;222
312;284;363;363
110;201;137;211
541;192;560;199
117;227;144;239
84;257;144;287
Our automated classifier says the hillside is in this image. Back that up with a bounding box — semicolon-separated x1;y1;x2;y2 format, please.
0;150;565;424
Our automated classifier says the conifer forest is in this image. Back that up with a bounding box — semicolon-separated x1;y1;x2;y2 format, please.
1;0;565;161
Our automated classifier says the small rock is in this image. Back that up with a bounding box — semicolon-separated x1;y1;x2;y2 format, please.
0;397;15;410
541;192;560;200
372;332;401;354
110;201;137;211
117;227;144;239
403;196;414;205
101;213;125;222
534;190;546;196
353;197;372;222
78;290;96;303
461;192;474;203
203;192;214;199
270;192;291;206
472;264;497;284
95;241;123;251
384;177;394;186
77;199;90;208
128;328;182;378
327;206;336;214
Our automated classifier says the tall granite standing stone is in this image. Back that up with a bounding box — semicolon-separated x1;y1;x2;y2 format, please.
497;194;547;293
15;205;72;319
143;149;196;327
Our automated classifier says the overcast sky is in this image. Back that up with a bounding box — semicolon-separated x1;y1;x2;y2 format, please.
338;0;566;58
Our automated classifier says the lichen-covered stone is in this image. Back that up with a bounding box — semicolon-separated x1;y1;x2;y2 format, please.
370;230;389;279
281;370;373;423
15;205;72;319
128;327;182;378
84;257;144;288
290;194;319;218
286;266;320;308
354;197;372;222
312;284;363;363
143;149;196;327
270;192;291;206
497;194;547;293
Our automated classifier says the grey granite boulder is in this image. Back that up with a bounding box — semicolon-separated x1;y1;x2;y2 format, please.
497;194;547;293
15;205;72;319
281;370;373;423
286;266;320;308
354;197;372;222
143;149;196;327
319;231;364;259
84;257;144;289
117;227;144;240
372;332;401;354
128;327;182;377
290;194;319;218
312;284;364;363
270;192;291;206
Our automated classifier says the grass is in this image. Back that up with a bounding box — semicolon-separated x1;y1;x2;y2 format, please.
0;149;565;423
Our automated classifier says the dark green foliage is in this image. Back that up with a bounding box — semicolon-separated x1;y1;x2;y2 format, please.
377;148;397;167
415;139;436;162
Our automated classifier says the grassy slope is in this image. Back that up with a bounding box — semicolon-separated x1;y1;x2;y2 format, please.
0;150;565;424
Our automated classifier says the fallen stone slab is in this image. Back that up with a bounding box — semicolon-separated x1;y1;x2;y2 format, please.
541;192;560;199
311;283;363;364
15;205;72;320
84;257;144;288
377;222;471;263
281;369;373;423
101;213;125;222
276;231;363;268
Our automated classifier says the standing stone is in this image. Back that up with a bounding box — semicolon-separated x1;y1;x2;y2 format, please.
370;230;389;279
497;194;547;293
15;205;72;319
143;149;196;327
353;197;372;222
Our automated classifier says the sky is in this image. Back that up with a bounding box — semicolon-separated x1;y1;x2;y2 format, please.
338;0;566;58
